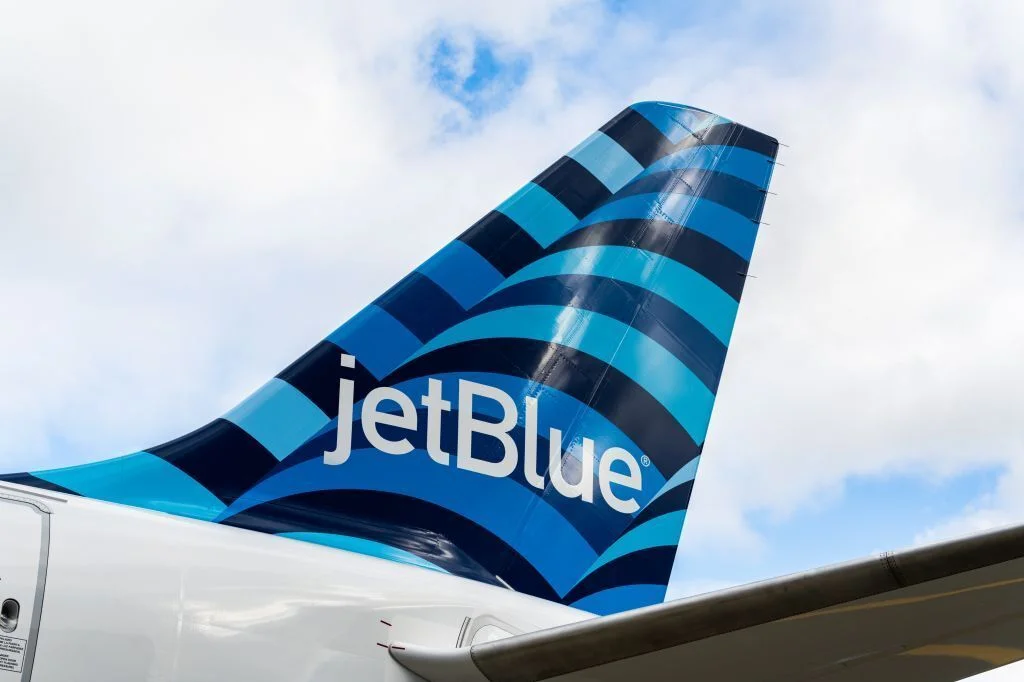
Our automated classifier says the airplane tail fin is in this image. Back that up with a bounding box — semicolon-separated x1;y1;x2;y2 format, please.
2;102;778;615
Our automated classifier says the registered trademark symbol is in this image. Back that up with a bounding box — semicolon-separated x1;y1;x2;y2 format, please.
640;455;651;468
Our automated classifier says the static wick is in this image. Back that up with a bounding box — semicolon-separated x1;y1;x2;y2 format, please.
495;574;515;591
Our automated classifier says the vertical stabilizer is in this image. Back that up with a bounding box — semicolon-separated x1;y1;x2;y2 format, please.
3;102;778;615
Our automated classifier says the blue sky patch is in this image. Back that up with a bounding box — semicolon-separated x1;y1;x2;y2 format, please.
428;34;530;119
668;465;1006;600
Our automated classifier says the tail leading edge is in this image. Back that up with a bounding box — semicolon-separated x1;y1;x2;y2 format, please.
2;102;778;615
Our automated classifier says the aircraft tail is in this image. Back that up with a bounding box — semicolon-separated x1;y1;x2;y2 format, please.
2;102;778;615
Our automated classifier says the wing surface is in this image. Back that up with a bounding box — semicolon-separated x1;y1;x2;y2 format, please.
392;523;1024;681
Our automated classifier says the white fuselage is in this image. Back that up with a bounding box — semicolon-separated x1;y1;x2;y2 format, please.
0;483;590;682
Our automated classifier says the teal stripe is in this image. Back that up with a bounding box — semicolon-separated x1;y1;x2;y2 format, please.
571;192;758;260
496;182;579;247
580;511;686;579
630;102;724;144
224;378;330;461
495;246;739;344
417;240;504;308
35;452;225;521
650;456;702;504
279;532;450;573
642;145;773;187
327;304;422;379
410;305;717;444
567;131;645;192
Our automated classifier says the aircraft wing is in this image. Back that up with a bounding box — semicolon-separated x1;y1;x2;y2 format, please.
391;523;1024;681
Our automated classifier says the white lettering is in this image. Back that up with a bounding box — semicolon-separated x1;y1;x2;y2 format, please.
598;447;642;514
323;354;357;465
456;379;518;478
323;361;645;514
362;387;417;455
548;432;595;502
421;378;451;465
521;396;546;489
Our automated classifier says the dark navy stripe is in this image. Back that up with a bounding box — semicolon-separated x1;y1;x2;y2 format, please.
677;122;779;158
627;479;694;531
458;211;545;279
277;337;437;423
532;156;613;219
255;408;632;553
276;340;377;418
545;219;751;301
223;489;560;601
148;419;279;506
600;108;676;167
374;272;466;343
471;275;728;392
616;169;767;223
385;338;700;479
0;472;78;496
563;545;677;603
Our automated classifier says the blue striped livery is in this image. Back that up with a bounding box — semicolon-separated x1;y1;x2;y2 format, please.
2;102;778;616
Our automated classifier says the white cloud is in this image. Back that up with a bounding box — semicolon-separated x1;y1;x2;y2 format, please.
3;0;1023;541
0;0;595;468
3;0;1024;678
665;0;1024;556
915;462;1024;546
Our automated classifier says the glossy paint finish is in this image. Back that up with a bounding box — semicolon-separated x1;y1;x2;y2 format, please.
0;482;587;682
0;101;780;614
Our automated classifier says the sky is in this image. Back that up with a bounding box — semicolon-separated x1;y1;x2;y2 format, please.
1;0;1023;678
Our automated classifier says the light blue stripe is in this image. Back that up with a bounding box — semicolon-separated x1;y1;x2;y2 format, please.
35;452;225;521
223;453;596;595
280;532;449;573
409;305;717;444
567;131;644;192
327;304;421;378
571;192;758;260
630;102;723;144
571;584;666;615
417;240;504;309
224;378;330;461
642;145;773;187
494;246;739;345
496;182;580;247
580;511;686;578
650;456;701;504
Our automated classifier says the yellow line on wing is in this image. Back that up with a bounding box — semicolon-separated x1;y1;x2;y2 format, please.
901;644;1024;667
785;575;1024;621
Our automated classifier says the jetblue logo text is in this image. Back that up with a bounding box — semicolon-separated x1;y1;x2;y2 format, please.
323;355;642;514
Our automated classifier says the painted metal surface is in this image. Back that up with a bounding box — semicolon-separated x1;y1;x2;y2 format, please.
392;523;1024;682
0;483;586;682
0;102;780;615
7;481;1024;682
